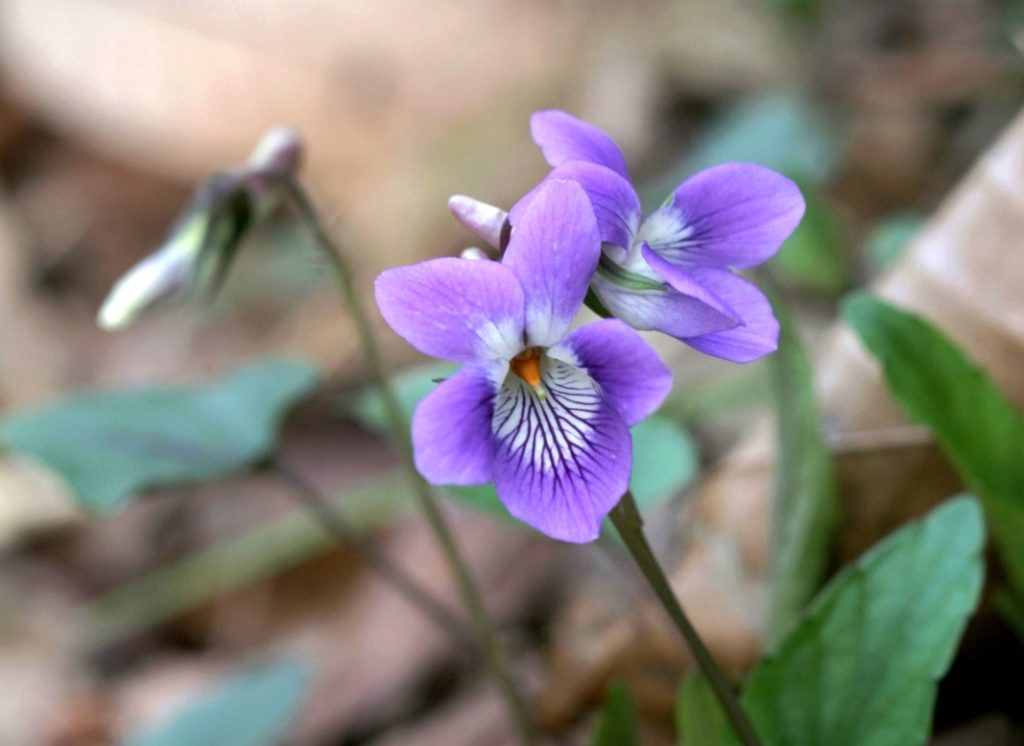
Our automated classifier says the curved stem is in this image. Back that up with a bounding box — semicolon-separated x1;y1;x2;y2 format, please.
609;492;762;746
281;179;534;745
269;457;471;645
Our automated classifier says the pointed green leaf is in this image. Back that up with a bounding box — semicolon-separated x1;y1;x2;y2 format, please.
0;359;319;514
767;291;838;644
676;670;729;746
120;659;311;746
590;681;640;746
843;294;1024;593
741;497;985;746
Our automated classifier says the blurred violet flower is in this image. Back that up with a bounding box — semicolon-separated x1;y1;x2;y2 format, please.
376;180;671;543
450;110;806;363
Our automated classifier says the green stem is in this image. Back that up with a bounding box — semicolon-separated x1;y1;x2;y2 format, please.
269;458;471;645
609;492;762;746
282;179;534;745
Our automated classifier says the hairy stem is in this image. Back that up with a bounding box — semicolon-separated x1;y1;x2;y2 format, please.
282;179;534;745
609;492;762;746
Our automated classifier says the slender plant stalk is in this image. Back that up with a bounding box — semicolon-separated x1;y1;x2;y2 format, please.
609;491;763;746
269;457;471;644
281;179;534;745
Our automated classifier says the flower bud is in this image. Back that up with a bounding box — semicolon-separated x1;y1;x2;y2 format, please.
98;127;303;331
459;246;492;261
97;211;210;330
247;126;303;176
448;195;507;249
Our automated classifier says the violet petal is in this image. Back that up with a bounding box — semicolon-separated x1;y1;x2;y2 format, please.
530;109;630;178
375;257;524;364
502;180;601;347
492;358;631;543
552;319;672;427
413;367;498;485
682;268;779;363
639;162;804;269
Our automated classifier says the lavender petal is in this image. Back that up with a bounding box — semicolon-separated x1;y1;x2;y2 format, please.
502;180;601;347
552;319;672;427
639;162;804;269
492;359;631;543
682;268;779;363
530;109;630;178
375;257;525;364
510;162;641;252
591;273;740;340
413;367;499;485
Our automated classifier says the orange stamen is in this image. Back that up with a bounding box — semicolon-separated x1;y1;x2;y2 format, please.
511;347;543;390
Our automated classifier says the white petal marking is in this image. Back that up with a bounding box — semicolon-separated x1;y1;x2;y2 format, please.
492;357;602;480
635;209;695;266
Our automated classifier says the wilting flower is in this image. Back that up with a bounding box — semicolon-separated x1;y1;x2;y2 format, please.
97;127;302;330
376;180;671;542
450;110;806;363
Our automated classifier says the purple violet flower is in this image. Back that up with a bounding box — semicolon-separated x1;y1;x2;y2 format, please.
450;110;806;364
376;180;672;543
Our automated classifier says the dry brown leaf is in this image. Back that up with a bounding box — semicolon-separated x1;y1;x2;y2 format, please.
0;456;81;550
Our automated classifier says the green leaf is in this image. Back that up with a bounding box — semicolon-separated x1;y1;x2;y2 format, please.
120;658;311;746
676;670;729;746
741;496;985;746
767;290;838;644
994;588;1024;642
843;294;1024;594
770;183;848;296
590;681;640;746
347;361;458;436
864;214;923;274
446;483;506;520
348;363;698;524
643;94;840;210
662;364;770;423
80;470;412;650
629;415;699;511
0;359;319;514
767;0;822;26
1005;0;1024;43
687;96;839;181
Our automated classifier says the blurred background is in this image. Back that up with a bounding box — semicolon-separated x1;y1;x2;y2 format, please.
0;1;1022;744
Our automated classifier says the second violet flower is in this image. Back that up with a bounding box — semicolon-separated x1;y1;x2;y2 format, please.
451;110;806;364
376;180;671;543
